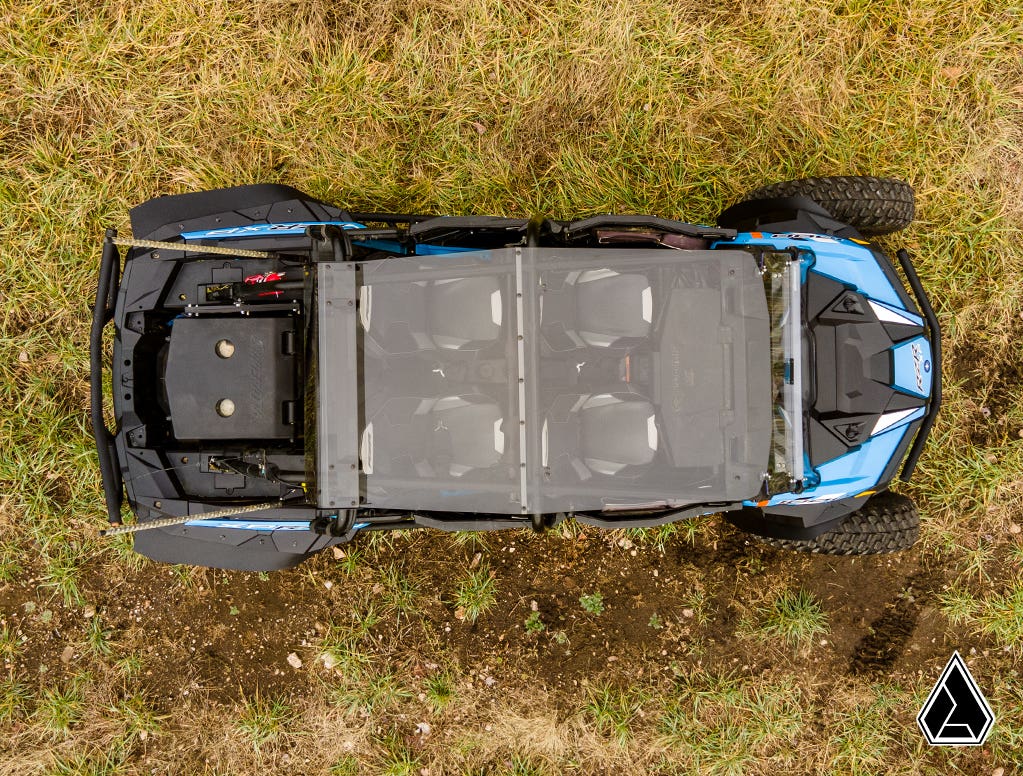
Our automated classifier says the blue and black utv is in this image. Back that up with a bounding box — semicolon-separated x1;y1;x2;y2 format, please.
91;177;939;571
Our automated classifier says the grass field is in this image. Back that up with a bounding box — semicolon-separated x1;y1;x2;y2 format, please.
1;0;1022;773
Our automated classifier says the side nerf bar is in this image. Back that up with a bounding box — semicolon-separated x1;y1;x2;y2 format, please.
90;230;123;524
895;248;941;482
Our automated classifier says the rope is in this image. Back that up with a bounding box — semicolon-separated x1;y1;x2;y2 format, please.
111;236;277;260
99;501;282;537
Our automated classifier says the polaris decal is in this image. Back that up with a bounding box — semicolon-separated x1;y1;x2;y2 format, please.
912;341;931;392
182;519;313;531
891;336;932;398
772;232;843;243
180;221;367;240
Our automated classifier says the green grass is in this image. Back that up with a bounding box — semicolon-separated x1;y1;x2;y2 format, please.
379;564;421;619
455;566;498;623
659;672;806;774
34;678;87;737
424;671;456;712
1;0;1022;772
334;671;412;718
0;679;31;724
84;615;113;657
751;589;831;652
583;683;648;746
942;577;1023;648
110;692;165;745
234;694;296;751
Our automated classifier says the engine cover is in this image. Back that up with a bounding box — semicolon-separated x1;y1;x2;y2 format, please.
163;316;297;441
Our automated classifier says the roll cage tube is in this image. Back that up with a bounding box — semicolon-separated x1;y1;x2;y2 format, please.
894;248;941;482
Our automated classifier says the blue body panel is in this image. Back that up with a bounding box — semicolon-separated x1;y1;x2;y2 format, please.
182;221;474;257
721;232;933;508
181;221;366;239
722;232;906;308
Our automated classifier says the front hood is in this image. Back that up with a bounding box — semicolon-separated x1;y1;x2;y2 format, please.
805;269;932;468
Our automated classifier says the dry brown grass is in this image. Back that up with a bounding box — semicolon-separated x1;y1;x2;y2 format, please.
1;0;1023;773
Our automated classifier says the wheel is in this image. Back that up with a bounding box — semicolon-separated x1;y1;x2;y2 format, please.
739;176;915;235
759;491;920;555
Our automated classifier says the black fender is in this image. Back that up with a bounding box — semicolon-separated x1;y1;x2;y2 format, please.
128;184;344;240
717;195;864;240
725;495;870;541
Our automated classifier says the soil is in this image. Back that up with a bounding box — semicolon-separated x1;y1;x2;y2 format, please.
0;519;988;708
947;315;1023;448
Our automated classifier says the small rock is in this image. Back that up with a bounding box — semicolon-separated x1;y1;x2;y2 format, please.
454;606;466;621
139;729;148;742
60;645;74;664
287;652;303;669
18;351;28;363
332;547;345;560
321;652;339;669
470;552;482;569
324;580;333;590
530;600;538;612
471;121;487;135
992;769;1004;776
681;608;694;619
1009;524;1021;535
416;721;432;736
83;605;96;618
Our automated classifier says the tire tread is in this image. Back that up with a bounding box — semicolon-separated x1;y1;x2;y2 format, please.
759;492;919;555
742;176;914;235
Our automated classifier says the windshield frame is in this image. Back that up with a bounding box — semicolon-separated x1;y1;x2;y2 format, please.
763;250;807;492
